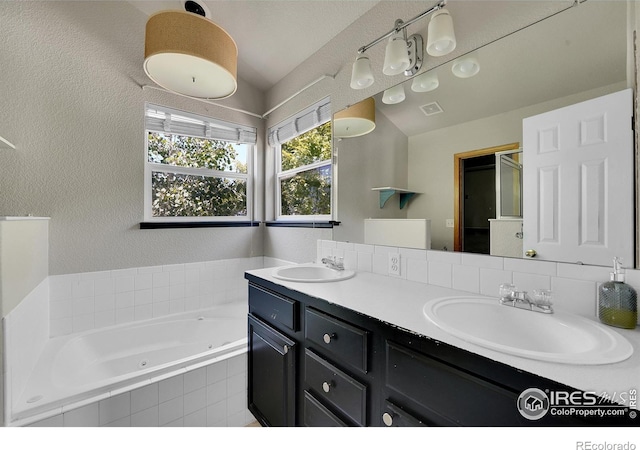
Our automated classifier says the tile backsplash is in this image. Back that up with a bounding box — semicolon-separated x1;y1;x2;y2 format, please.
48;257;264;337
318;240;640;323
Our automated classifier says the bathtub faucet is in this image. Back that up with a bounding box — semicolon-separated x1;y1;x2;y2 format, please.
321;256;344;271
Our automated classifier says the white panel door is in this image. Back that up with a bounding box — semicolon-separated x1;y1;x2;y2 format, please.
522;89;634;266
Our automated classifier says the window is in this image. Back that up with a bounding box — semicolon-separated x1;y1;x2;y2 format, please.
144;104;256;222
270;98;332;220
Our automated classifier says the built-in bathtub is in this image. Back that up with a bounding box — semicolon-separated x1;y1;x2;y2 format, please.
8;301;250;427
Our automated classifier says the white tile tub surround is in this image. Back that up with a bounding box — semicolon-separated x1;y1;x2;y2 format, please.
25;354;255;427
318;240;640;322
48;257;264;337
4;278;50;423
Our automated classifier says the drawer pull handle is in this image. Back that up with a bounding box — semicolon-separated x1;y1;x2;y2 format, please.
323;333;336;344
283;345;289;354
382;412;394;427
322;381;333;393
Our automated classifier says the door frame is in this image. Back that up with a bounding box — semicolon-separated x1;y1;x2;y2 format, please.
453;142;520;252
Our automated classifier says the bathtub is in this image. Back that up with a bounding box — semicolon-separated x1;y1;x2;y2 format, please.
9;301;248;425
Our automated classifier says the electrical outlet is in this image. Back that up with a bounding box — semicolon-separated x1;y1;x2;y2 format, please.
446;219;454;228
388;253;401;276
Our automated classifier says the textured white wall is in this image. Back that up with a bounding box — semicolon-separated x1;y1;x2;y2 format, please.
264;228;332;264
0;2;265;275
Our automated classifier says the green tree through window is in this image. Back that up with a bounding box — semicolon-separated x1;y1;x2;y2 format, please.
148;132;248;218
279;122;332;216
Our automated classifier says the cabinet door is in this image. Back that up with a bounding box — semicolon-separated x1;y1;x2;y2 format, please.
386;341;524;426
248;314;297;427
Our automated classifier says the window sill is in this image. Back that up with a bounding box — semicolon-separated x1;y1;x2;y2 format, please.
264;221;340;229
140;221;260;229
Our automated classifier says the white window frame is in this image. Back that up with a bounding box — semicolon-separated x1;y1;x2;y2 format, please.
271;98;333;221
144;104;255;223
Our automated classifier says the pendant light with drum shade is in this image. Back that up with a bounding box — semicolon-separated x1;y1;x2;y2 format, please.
334;97;376;138
143;1;238;99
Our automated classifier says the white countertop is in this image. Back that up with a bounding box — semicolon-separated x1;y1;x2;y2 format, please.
247;267;640;398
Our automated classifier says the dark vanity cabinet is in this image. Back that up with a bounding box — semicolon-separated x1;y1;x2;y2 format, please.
247;284;299;426
247;282;371;426
247;315;296;426
246;275;637;427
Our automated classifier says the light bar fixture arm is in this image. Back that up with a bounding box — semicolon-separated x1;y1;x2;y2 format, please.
356;0;447;54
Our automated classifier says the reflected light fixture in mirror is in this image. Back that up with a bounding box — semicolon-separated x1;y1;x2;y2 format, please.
426;9;457;56
382;84;406;104
350;55;375;89
144;4;238;99
452;56;480;78
334;97;376;138
411;72;439;92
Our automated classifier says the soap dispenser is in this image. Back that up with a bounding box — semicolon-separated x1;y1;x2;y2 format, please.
598;257;637;329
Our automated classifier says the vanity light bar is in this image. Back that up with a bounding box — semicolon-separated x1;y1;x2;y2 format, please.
356;0;447;55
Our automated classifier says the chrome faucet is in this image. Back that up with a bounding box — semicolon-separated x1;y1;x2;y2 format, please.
321;256;344;271
499;284;553;314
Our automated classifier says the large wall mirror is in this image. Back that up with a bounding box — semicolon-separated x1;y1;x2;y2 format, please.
333;0;633;267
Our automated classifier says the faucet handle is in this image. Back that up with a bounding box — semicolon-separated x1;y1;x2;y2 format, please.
532;289;553;306
499;283;516;298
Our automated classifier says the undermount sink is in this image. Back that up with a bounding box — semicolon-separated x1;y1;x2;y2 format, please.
423;296;633;365
272;264;356;283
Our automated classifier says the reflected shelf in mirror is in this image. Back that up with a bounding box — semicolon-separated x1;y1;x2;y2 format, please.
371;187;420;209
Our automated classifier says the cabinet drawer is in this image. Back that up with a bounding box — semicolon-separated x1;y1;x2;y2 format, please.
303;391;349;427
249;284;298;331
386;341;524;426
305;307;368;372
380;400;427;427
304;349;367;426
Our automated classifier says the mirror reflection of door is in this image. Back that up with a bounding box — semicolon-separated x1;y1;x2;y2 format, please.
522;89;634;266
454;143;520;253
497;150;523;218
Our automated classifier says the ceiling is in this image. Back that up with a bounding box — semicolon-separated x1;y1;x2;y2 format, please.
130;0;380;92
130;0;626;134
